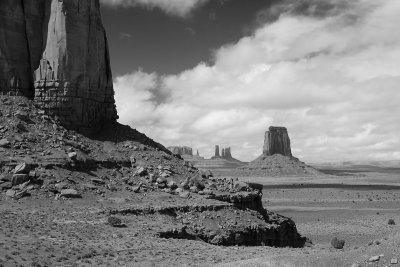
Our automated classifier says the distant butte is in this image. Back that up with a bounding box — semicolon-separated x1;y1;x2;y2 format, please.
263;126;292;157
239;126;320;176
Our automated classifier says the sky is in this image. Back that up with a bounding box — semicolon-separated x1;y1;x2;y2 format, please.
100;0;400;163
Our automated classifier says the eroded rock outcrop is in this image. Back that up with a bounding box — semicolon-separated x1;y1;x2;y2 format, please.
0;0;117;134
168;146;193;156
263;126;292;157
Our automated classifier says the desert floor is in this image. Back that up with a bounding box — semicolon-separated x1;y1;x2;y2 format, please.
1;169;400;267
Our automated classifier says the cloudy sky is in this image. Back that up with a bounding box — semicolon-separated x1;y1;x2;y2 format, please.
100;0;400;163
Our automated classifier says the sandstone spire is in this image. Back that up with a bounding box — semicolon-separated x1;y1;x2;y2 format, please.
215;145;220;157
224;147;232;159
262;126;292;157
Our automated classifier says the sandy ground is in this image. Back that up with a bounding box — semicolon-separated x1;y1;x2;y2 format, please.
1;171;400;266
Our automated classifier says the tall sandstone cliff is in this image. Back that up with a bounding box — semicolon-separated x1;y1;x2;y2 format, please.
0;0;117;134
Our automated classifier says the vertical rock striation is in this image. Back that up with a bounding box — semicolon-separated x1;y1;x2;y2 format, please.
0;0;118;134
0;0;34;97
263;126;292;157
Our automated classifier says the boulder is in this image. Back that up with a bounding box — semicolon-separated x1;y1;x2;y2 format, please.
60;189;81;198
330;237;345;249
14;162;30;174
11;174;29;186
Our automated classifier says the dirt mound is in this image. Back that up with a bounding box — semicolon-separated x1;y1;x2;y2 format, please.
0;96;306;266
237;154;321;176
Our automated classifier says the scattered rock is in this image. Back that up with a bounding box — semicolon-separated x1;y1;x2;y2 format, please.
107;216;125;227
11;174;29;186
175;188;183;194
108;216;121;226
149;174;157;183
156;177;167;184
91;178;105;185
15;111;29;121
60;189;81;198
0;173;12;182
6;189;28;199
167;181;178;189
84;183;97;190
179;191;190;199
0;138;10;148
6;189;16;198
68;152;77;160
388;219;396;225
234;181;250;192
189;186;199;193
330;237;345;249
14;162;31;174
132;185;141;193
135;167;147;176
368;255;380;262
55;182;69;191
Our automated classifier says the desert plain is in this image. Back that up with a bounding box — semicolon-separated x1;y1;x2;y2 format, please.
1;165;399;267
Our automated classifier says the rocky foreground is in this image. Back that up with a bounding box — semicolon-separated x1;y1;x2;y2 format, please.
0;96;306;266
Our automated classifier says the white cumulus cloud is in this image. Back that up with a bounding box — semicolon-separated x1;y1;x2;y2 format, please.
114;0;400;163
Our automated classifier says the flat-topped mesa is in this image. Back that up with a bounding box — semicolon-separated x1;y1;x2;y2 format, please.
0;0;118;134
167;146;193;156
263;126;292;157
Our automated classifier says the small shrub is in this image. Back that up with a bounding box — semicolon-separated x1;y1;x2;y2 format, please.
388;219;396;225
331;237;345;249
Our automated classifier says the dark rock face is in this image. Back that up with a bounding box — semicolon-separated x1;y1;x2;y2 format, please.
0;0;117;134
168;146;193;156
263;126;292;157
